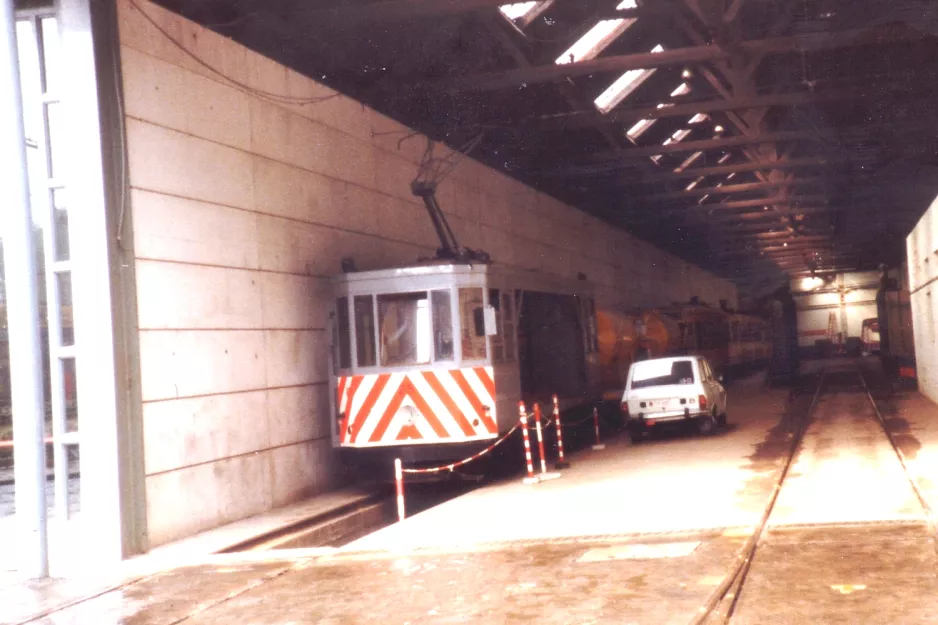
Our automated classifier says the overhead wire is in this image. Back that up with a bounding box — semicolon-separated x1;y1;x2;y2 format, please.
126;0;341;107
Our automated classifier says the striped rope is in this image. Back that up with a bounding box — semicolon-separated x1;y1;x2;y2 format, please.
400;421;521;475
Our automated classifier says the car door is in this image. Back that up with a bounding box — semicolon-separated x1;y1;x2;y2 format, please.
696;358;712;411
704;359;726;412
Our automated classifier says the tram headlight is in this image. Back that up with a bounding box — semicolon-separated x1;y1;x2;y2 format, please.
398;405;417;427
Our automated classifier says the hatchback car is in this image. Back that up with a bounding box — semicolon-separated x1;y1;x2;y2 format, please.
620;356;727;443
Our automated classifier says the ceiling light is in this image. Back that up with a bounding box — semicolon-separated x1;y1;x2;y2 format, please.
714;125;725;133
682;69;693;79
499;2;537;20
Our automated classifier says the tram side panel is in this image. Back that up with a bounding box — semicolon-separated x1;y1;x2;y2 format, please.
518;292;590;404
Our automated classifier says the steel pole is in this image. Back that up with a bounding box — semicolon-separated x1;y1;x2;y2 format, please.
0;0;49;578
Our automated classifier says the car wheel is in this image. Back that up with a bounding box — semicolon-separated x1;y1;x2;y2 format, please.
629;427;644;444
717;411;728;427
698;412;718;436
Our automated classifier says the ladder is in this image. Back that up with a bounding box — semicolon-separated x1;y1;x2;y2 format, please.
827;311;838;343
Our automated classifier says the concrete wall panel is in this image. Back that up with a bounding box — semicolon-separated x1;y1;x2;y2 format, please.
126;119;254;211
138;330;266;402
131;190;259;270
909;196;938;403
135;261;263;330
142;390;268;476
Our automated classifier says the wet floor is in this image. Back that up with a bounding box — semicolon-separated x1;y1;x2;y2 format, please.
9;362;938;624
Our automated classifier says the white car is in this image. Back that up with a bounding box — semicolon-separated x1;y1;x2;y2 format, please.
621;356;727;443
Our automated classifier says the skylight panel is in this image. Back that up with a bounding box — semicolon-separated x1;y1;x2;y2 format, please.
499;2;537;20
675;151;703;172
686;176;705;191
726;173;737;180
556;17;637;64
671;83;692;97
718;153;732;164
627;118;657;141
626;100;677;143
688;113;709;124
594;44;665;113
669;128;692;144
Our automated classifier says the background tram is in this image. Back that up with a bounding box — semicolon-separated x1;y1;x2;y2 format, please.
728;313;772;375
329;260;600;466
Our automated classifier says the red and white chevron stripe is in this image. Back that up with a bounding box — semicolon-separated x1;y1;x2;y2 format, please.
336;366;498;447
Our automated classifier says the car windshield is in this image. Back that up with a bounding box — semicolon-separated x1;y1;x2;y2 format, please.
630;359;695;389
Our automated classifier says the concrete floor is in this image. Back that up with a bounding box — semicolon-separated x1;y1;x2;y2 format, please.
7;361;938;624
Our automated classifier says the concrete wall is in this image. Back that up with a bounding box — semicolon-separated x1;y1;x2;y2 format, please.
908;196;938;403
116;0;737;546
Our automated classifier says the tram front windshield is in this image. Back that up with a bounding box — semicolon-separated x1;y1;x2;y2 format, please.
379;292;431;366
336;286;483;370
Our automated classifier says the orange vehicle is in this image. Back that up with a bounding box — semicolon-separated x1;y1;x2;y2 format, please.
596;309;682;400
655;305;732;375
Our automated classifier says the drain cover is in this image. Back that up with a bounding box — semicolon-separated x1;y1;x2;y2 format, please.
577;541;701;562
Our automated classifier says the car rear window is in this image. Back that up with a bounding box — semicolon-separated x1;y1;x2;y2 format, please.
630;360;695;389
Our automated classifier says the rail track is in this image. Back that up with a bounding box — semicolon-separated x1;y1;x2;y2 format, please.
693;364;934;624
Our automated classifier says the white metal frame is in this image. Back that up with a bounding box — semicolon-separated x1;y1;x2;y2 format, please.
16;8;78;522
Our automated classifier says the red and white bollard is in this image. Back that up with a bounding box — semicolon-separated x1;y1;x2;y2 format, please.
592;406;606;451
533;403;548;474
533;403;561;481
518;402;539;485
394;458;406;522
553;395;570;469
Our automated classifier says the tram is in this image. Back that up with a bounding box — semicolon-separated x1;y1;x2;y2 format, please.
595;309;682;400
658;303;733;374
329;260;601;465
727;313;772;375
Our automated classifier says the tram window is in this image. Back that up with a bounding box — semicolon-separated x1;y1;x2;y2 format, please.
431;290;454;362
503;292;516;361
336;297;351;370
489;289;504;362
459;288;487;360
354;296;376;367
378;292;431;366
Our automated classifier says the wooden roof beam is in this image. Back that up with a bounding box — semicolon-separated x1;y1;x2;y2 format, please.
643;177;826;200
705;206;832;220
559;89;855;128
642;156;827;182
697;193;828;210
443;27;924;91
581;130;819;161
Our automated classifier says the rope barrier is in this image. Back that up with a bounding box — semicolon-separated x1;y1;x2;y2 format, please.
399;422;521;475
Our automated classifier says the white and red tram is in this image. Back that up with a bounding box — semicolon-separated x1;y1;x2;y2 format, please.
328;260;601;466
